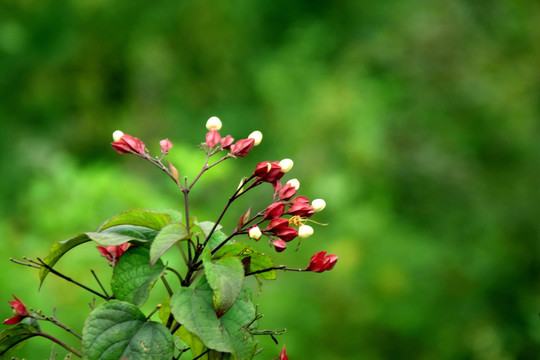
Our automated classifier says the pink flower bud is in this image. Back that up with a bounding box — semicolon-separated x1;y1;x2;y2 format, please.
231;138;255;157
97;243;130;266
305;251;338;273
278;183;297;201
220;135;234;150
206;116;222;131
287;201;314;217
286;178;300;190
263;202;285;221
112;130;124;142
205;130;221;148
248;225;262;240
160;138;173;154
280;345;289;360
273;239;287;252
111;134;146;155
253;161;284;183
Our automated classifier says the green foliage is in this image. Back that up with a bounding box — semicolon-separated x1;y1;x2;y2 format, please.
111;247;166;307
82;300;173;360
150;223;189;266
0;324;38;358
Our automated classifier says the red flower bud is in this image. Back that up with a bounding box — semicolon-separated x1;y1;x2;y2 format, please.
3;295;29;325
220;135;235;150
111;134;146;155
97;243;130;266
230;138;255;157
273;239;287;252
275;226;298;242
305;251;338;273
278;183;297;201
280;345;289;360
253;161;284;183
263;202;285;221
287;202;314;217
264;218;289;232
205;130;221;148
160;138;173;154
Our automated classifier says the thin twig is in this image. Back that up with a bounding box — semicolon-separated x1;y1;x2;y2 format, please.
31;309;82;340
90;270;110;298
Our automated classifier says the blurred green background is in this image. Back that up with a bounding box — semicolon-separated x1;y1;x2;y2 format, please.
1;0;540;359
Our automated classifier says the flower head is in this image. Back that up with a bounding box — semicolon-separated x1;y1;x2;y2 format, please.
248;225;262;240
278;158;294;173
311;199;326;212
254;161;284;183
206;116;222;131
160;138;173;154
278;183;297;201
111;133;146;155
248;130;263;146
231;138;255;157
298;224;314;239
205;130;221;148
273;239;287;252
3;295;30;325
97;243;130;266
305;251;338;273
280;345;289;360
220;135;234;150
263;202;285;221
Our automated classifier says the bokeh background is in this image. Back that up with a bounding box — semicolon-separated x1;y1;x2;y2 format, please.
1;0;540;359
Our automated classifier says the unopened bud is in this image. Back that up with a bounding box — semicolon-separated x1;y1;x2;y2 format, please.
248;226;262;240
248;130;263;146
286;178;300;190
279;158;294;173
298;225;314;239
112;130;124;142
311;199;326;212
206;116;222;131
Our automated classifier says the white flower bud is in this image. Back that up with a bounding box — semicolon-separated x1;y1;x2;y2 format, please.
286;178;300;190
112;130;124;142
279;158;294;173
311;199;326;212
206;116;222;131
298;225;314;239
248;130;263;146
248;226;262;240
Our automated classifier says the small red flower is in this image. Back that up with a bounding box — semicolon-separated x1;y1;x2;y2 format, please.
254;161;284;183
97;243;130;266
205;130;221;148
263;202;286;221
280;345;289;360
264;218;289;232
160;138;173;154
274;226;298;242
231;138;255;157
111;134;146;155
305;251;338;273
3;295;30;325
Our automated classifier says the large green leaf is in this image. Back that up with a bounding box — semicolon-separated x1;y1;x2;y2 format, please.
82;300;173;360
215;243;276;280
201;251;244;317
111;247;166;307
178;327;207;359
98;209;175;231
206;230;228;252
101;225;159;241
86;232;147;246
194;220;223;238
0;324;39;358
170;278;257;360
150;223;189;266
39;233;90;286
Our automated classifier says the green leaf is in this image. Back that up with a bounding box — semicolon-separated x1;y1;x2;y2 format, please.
82;300;173;360
101;225;159;241
206;230;228;252
111;247;166;307
39;233;90;286
150;223;189;266
98;209;175;231
170;278;257;360
86;232;148;246
215;243;277;280
201;251;244;317
178;327;207;359
194;220;223;238
0;324;39;358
